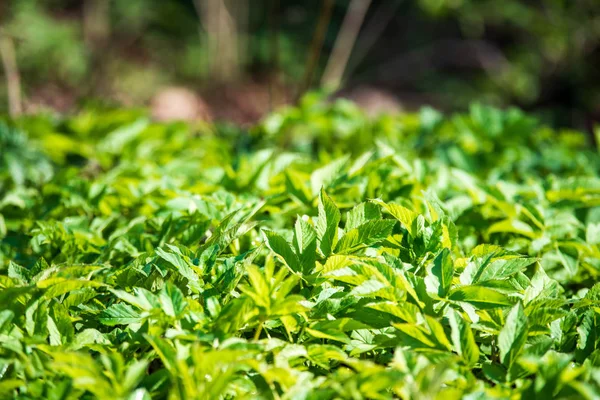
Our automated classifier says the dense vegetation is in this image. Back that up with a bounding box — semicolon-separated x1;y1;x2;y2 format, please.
2;99;600;399
3;0;599;126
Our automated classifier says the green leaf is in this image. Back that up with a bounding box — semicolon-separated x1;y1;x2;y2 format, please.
448;285;514;309
393;317;451;351
63;287;99;309
159;282;187;318
98;118;149;154
123;362;150;395
430;248;454;297
263;230;303;274
523;266;559;304
498;302;528;368
0;379;24;396
0;310;14;333
586;223;600;245
349;279;388;298
293;218;317;273
487;219;536;239
448;309;479;366
38;278;105;299
305;327;351;344
70;329;111;350
111;287;160;311
240;265;271;309
424;315;453;351
0;214;6;239
145;335;178;372
49;352;114;398
99;303;143;326
556;248;578;277
285;170;312;205
366;301;419;323
576;309;599;360
310;156;349;195
8;261;31;284
155;247;202;292
294;217;317;254
48;302;74;345
474;257;537;283
346;202;382;231
372;199;418;237
335;219;396;254
316;189;341;257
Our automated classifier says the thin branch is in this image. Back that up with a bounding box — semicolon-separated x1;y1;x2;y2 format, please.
0;31;22;116
268;0;281;111
321;0;372;90
345;0;402;79
297;0;335;101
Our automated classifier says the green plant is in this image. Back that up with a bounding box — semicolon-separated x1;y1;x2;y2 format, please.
1;101;600;398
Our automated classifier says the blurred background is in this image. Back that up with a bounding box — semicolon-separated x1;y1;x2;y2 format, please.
0;0;599;130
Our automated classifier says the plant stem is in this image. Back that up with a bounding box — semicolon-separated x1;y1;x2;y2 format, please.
254;321;263;341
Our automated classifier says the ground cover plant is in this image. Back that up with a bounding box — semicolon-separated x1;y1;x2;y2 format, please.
1;98;600;399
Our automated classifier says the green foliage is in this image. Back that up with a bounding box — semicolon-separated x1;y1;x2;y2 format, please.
2;100;600;398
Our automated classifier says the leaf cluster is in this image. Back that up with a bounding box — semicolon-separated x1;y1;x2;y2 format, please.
1;102;600;399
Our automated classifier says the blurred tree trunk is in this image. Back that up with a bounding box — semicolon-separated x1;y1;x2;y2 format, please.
232;0;249;71
83;0;110;96
195;0;244;82
268;0;281;110
0;31;22;116
322;0;371;90
345;0;402;80
83;0;110;48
